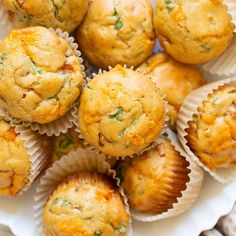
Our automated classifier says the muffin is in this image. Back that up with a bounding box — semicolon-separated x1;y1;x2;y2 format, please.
3;0;88;33
51;128;85;163
137;52;206;129
0;26;84;124
0;118;31;196
153;0;234;64
117;139;190;214
78;65;165;157
43;172;130;236
76;0;155;69
51;128;117;167
186;85;236;171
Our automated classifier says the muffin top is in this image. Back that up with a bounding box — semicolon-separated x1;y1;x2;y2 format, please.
3;0;88;33
0;119;30;196
117;139;190;213
0;26;84;124
137;52;206;128
43;172;130;236
76;0;155;69
187;85;236;171
78;65;165;157
51;128;84;163
154;0;234;64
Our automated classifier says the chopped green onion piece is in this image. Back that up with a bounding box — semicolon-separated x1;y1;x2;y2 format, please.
109;107;124;121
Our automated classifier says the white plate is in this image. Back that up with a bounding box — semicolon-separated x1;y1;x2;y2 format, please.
0;1;236;236
0;175;236;236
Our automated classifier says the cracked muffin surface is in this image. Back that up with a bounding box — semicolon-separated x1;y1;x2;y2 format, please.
137;52;206;129
76;0;155;69
153;0;234;64
0;119;30;196
3;0;88;33
78;65;165;157
43;172;130;236
117;139;190;214
186;85;236;171
0;26;84;124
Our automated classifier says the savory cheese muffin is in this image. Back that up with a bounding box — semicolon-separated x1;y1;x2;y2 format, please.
76;0;155;69
51;128;117;167
153;0;234;64
51;128;84;163
117;139;190;214
137;52;206;129
0;119;31;196
3;0;88;33
186;85;236;171
0;27;84;124
78;65;165;157
43;172;130;236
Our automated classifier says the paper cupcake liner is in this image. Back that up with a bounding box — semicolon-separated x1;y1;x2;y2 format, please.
202;35;236;77
33;148;132;236
216;203;236;236
73;66;169;160
0;109;50;195
0;28;85;136
131;128;204;222
82;56;99;79
225;0;236;33
0;0;13;38
201;229;224;236
177;77;236;183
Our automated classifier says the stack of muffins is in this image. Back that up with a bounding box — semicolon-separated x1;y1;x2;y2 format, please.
0;0;235;235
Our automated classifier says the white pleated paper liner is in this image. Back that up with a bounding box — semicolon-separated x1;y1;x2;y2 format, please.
225;0;236;33
0;28;85;137
0;109;50;196
217;203;236;236
177;77;236;183
0;0;12;39
201;229;223;236
33;148;132;236
73;66;169;160
131;128;204;222
202;35;236;77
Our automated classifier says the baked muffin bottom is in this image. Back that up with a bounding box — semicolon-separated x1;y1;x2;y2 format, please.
118;139;190;214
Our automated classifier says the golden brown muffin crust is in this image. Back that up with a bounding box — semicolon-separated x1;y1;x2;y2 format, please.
76;0;155;69
153;0;234;64
43;172;130;236
78;65;165;157
3;0;88;32
186;85;236;171
137;52;206;128
0;27;84;124
0;119;31;196
118;139;190;214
